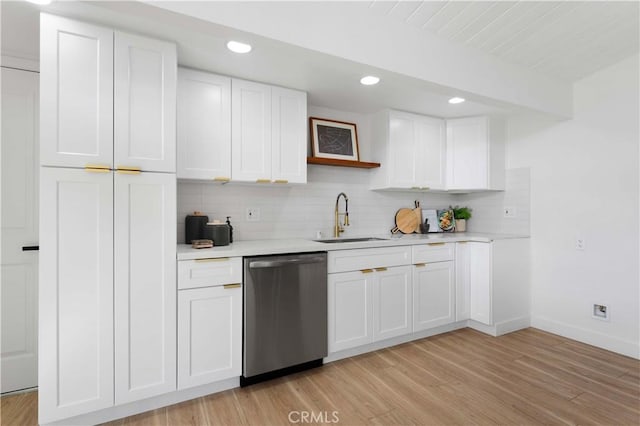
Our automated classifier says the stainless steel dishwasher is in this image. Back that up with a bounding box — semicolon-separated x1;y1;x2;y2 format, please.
241;252;327;386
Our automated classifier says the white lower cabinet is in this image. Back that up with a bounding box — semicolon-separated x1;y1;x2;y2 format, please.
177;285;242;389
328;264;412;353
468;242;492;325
412;262;455;331
114;172;176;404
39;168;177;423
455;242;471;321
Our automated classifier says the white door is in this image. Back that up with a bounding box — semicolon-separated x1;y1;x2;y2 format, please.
412;262;455;331
1;68;39;393
114;172;176;404
40;14;113;169
446;117;489;190
387;111;418;188
328;271;373;353
231;79;272;182
416;116;446;190
177;285;242;389
455;242;471;321
39;168;114;423
469;242;493;325
114;32;176;173
271;87;307;184
177;68;231;180
373;266;412;341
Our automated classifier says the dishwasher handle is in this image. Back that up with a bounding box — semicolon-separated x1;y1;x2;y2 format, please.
249;256;326;269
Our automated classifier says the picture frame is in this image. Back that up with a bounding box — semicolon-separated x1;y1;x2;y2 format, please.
309;117;360;161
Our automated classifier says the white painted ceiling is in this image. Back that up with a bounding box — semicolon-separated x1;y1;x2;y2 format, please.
363;1;640;82
2;1;638;117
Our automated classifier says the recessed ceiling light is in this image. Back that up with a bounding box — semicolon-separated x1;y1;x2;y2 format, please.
448;97;466;104
226;41;252;54
25;0;52;4
360;76;380;86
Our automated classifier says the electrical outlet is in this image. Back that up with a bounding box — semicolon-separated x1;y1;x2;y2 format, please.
592;304;609;321
504;206;517;218
246;207;260;222
576;236;585;250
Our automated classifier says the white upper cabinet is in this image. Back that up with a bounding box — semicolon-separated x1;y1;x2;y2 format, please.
114;172;176;404
231;79;272;182
371;110;446;191
115;32;176;173
446;116;505;191
271;87;307;184
39;167;114;423
177;69;231;181
40;14;114;169
230;79;307;184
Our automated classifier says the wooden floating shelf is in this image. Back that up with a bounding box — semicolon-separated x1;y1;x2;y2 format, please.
306;157;381;169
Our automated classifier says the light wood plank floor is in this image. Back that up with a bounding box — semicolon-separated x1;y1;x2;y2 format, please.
2;328;639;425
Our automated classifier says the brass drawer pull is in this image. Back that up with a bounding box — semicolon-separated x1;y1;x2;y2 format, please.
213;176;230;182
421;187;430;190
223;283;241;289
374;267;387;272
85;163;111;173
427;242;446;246
256;179;271;183
414;263;426;267
116;166;141;172
194;257;229;263
116;169;141;175
274;179;288;184
360;269;374;274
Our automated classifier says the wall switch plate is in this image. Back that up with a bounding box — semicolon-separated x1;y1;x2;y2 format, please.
576;236;585;250
504;206;517;218
246;207;260;222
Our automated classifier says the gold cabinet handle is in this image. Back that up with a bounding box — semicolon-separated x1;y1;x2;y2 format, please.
360;269;374;274
213;177;230;182
256;179;271;183
195;257;229;263
411;186;420;190
374;267;387;272
427;242;446;246
116;166;141;172
85;164;111;172
421;187;430;190
223;283;241;289
274;179;288;184
414;263;426;268
116;169;141;175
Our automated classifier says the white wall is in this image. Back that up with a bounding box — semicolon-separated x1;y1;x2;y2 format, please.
507;54;640;358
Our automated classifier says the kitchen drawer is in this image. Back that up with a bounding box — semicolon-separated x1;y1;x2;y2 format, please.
178;257;242;290
412;243;455;264
328;246;411;274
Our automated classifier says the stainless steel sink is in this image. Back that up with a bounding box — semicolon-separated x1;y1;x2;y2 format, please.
314;237;389;243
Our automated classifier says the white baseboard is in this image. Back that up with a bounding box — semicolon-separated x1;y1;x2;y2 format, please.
44;377;239;426
531;315;640;360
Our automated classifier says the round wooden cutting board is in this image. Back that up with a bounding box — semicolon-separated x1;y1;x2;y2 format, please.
392;208;419;234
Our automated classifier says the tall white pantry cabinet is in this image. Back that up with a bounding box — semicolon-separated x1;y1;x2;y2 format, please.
39;14;177;423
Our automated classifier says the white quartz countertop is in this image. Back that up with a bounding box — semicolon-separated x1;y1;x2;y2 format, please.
176;232;529;260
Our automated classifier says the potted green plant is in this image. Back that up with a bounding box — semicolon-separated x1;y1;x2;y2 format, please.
450;205;472;232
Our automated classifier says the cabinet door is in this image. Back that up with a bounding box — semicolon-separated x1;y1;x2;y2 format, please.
387;111;419;188
328;271;373;353
231;79;272;182
469;242;492;325
177;285;242;389
177;69;231;180
415;116;446;190
39;168;113;423
412;262;455;331
455;243;471;321
446;117;488;190
114;172;176;404
114;32;176;173
373;266;412;341
40;14;113;169
271;87;307;184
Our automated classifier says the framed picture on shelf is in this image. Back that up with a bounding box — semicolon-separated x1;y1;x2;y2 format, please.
309;117;360;161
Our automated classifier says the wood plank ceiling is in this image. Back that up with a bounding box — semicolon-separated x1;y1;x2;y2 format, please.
366;1;640;82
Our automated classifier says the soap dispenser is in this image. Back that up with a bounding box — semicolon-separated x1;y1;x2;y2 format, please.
226;216;234;243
